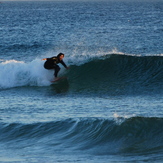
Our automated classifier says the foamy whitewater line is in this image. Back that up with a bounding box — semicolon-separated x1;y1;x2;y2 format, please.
0;59;53;89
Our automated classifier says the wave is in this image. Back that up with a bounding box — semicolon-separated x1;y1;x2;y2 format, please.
67;54;163;94
0;54;162;94
0;116;163;155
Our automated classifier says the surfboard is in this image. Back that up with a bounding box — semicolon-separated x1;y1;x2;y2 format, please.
51;77;66;83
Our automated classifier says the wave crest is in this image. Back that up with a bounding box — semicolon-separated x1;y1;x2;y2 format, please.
0;117;163;155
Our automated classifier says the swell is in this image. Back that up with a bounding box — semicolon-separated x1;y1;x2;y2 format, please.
0;117;163;155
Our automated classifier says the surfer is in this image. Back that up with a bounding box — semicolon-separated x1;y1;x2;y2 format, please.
42;53;69;81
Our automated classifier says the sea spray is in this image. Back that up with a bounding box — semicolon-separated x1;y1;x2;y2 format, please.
0;59;51;89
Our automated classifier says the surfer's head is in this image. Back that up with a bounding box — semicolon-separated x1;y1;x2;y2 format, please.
57;53;64;60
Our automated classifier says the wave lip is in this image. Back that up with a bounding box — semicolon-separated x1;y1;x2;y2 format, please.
0;117;163;156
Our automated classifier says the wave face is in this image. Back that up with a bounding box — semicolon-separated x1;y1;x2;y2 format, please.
0;54;162;95
67;54;163;95
0;117;163;156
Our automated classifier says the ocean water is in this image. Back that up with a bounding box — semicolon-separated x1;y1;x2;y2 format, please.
0;0;163;162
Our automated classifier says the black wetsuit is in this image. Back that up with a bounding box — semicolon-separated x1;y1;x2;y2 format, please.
44;56;67;77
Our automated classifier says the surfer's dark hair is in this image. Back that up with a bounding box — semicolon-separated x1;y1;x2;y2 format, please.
57;53;64;58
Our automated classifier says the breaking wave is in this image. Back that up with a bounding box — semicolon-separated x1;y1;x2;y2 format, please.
0;53;162;95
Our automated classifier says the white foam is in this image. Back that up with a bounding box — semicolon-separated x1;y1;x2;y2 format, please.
65;49;114;66
114;112;136;118
0;59;53;89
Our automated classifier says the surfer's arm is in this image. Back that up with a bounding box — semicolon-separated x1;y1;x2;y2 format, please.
60;60;68;69
42;57;53;61
42;56;55;61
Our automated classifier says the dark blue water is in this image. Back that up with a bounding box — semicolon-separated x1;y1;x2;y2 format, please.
0;1;163;162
